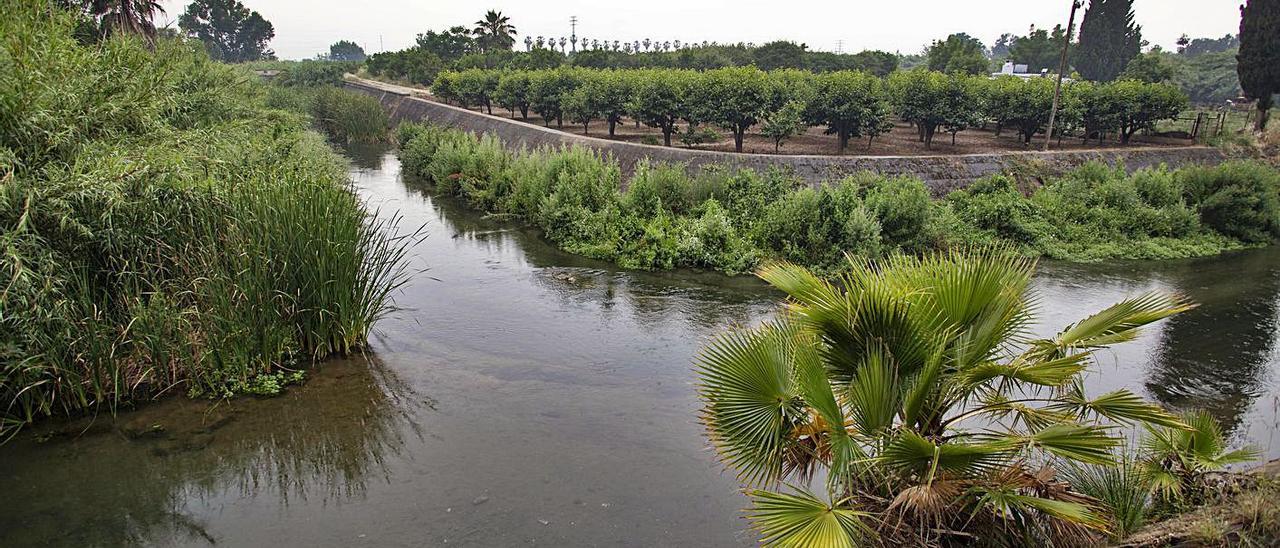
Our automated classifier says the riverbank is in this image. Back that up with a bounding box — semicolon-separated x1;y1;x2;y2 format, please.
347;76;1226;192
392;117;1278;274
4;141;1278;545
0;4;409;436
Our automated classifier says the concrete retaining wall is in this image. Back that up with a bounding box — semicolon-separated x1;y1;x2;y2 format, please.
346;79;1226;195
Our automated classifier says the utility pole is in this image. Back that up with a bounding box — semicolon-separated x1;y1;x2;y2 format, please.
836;39;843;54
1044;0;1081;151
570;16;578;53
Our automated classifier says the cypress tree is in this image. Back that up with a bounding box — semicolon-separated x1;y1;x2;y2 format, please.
1073;0;1143;82
1238;0;1279;131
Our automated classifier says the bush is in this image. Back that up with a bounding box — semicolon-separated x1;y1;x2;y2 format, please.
310;87;389;142
396;121;1280;274
1;2;410;435
1179;161;1280;243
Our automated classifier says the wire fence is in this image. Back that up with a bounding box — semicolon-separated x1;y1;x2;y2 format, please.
1153;106;1258;143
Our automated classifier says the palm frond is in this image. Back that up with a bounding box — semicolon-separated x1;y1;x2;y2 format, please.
1050;387;1186;428
995;424;1120;465
1036;292;1195;357
696;321;801;485
747;489;872;548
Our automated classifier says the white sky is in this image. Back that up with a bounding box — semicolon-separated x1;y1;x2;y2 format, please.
156;0;1245;61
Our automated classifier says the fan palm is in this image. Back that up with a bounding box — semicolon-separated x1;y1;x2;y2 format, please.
87;0;165;41
473;10;516;52
696;249;1193;546
1141;409;1260;507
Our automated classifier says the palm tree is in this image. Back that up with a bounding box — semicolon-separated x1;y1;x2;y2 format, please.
697;249;1192;546
472;10;516;52
87;0;165;42
1141;410;1260;507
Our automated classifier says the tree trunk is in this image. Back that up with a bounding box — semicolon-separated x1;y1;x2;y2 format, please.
1257;96;1272;132
663;126;672;146
952;132;957;146
583;122;589;134
734;127;745;153
520;106;528;119
608;118;617;136
838;130;849;154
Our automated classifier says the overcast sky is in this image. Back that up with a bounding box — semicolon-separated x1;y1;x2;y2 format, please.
157;0;1245;61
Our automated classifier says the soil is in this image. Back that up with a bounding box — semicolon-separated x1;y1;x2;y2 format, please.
437;99;1189;157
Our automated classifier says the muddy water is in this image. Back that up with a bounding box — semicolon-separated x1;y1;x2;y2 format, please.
2;143;1278;547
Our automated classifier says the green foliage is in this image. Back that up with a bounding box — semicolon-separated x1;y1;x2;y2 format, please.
272;60;356;87
627;69;694;146
366;48;445;86
178;0;276;62
1238;0;1280;130
1141;410;1261;510
697;67;774;152
451;68;500;113
1062;458;1151;539
527;68;582;127
1008;25;1069;72
1178;160;1280;243
492;69;531;118
1120;52;1177;84
310;87;390;142
926;33;990;75
398;119;1280;273
328;40;365;62
760;101;806;152
0;2;412;436
986;76;1057;144
1075;0;1143;82
803;71;891;152
890;70;984;148
696;250;1191;545
679;125;721;149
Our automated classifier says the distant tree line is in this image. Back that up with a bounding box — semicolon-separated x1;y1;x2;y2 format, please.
429;66;1187;152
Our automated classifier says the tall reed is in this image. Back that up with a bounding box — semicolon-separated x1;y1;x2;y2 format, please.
0;1;414;437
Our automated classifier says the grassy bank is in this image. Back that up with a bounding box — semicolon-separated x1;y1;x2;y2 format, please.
396;121;1279;274
0;4;411;437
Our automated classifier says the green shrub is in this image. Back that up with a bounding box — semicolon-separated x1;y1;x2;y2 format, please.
857;172;937;252
1179;161;1280;243
0;2;410;435
395;120;1280;275
310;87;389;142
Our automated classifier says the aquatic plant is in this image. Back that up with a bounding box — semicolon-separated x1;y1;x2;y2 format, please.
396;120;1280;274
695;249;1191;546
0;1;412;437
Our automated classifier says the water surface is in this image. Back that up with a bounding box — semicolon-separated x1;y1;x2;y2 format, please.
3;143;1278;547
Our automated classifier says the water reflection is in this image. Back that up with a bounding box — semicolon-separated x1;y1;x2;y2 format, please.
4;142;1280;546
0;358;418;547
1145;249;1280;433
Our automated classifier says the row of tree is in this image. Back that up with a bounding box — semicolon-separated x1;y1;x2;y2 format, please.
431;67;1187;153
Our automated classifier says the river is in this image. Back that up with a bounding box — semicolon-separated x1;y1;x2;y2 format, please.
2;142;1278;547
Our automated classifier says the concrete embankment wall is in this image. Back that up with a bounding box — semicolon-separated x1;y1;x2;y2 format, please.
346;79;1226;196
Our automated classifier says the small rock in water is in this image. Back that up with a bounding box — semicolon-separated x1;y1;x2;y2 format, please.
472;495;489;505
538;519;550;526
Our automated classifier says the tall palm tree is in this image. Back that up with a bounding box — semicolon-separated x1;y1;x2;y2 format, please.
697;249;1192;546
472;10;516;52
87;0;165;42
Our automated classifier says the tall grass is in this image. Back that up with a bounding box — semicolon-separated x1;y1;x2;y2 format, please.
0;1;413;437
396;120;1280;274
265;85;390;143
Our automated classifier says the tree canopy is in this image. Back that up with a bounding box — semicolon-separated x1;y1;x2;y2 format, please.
328;40;365;62
1238;0;1279;130
178;0;275;62
926;33;989;75
1074;0;1142;82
